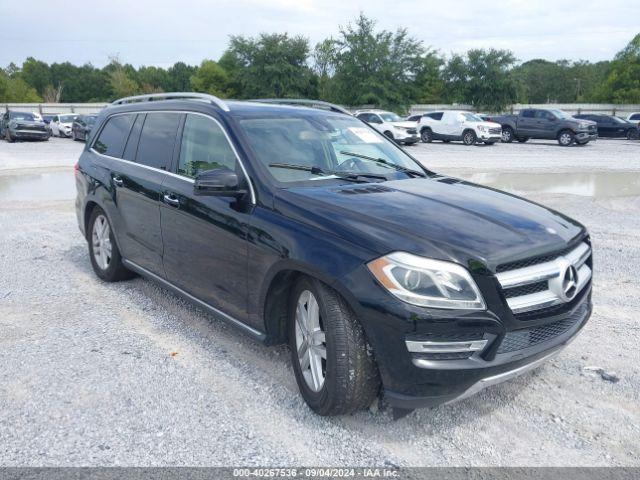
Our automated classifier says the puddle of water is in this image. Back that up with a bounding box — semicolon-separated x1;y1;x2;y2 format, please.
463;172;640;198
0;171;75;201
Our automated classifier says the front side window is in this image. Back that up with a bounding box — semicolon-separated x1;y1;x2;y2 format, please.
177;114;237;178
135;112;181;170
238;113;424;185
630;114;640;121
93;114;136;158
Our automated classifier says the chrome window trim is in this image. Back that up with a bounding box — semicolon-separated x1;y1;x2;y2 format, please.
90;110;256;204
496;242;592;314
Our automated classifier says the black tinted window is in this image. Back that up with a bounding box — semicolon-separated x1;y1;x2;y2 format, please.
522;110;535;118
135;113;181;169
93;114;136;158
177;114;237;178
630;114;640;120
427;112;443;120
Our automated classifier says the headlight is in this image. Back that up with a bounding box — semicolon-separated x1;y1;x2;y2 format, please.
367;252;486;310
579;122;589;129
477;125;487;132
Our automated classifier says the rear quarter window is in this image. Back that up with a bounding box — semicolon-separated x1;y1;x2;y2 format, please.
92;114;136;158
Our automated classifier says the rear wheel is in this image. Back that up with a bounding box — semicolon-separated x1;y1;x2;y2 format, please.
501;127;514;143
88;207;134;282
462;130;477;146
420;128;433;143
557;130;575;146
289;276;379;416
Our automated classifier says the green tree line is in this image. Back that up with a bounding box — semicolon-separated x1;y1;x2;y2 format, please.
1;14;639;112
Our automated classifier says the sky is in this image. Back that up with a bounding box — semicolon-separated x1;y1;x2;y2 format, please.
1;0;638;68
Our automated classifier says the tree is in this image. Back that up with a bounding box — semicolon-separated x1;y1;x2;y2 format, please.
1;76;42;102
414;50;445;103
312;39;337;101
321;13;426;110
21;57;51;96
221;33;315;98
109;68;139;99
594;33;640;103
168;62;197;91
190;60;232;97
442;49;518;111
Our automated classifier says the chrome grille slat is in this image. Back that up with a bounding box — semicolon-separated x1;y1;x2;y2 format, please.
496;242;592;315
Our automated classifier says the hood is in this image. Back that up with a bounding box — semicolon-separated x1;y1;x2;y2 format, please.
570;117;597;126
277;176;585;270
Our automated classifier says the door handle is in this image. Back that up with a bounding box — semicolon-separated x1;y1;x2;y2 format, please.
112;175;124;187
163;193;180;207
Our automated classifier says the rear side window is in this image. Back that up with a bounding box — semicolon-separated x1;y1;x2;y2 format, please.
521;110;535;118
629;114;640;120
177;114;237;178
426;112;443;121
135;112;181;170
93;114;136;158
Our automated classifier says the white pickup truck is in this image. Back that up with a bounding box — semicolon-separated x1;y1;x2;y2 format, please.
418;110;502;145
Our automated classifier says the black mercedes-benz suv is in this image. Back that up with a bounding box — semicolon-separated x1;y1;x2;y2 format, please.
75;93;593;418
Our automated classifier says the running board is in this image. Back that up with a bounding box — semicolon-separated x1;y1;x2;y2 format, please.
122;259;267;342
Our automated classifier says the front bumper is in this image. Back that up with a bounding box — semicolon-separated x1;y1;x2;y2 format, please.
576;130;597;142
478;132;501;142
395;130;419;143
11;129;49;139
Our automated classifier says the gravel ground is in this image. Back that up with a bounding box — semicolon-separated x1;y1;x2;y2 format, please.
0;137;639;466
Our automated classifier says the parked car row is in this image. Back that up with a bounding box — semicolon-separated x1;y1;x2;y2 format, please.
402;108;639;146
0;111;97;143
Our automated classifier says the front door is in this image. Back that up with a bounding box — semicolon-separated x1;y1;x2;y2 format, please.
160;113;251;323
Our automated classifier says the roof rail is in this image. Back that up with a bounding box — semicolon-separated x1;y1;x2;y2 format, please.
111;92;230;112
250;99;351;115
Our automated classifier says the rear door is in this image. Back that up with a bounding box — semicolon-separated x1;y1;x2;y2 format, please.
101;111;182;276
160;113;252;324
517;110;537;137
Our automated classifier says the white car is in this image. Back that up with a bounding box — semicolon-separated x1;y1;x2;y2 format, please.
627;112;640;126
355;110;419;145
418;110;502;145
49;114;78;138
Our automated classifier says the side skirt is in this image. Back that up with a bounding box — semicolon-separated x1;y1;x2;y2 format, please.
122;258;267;343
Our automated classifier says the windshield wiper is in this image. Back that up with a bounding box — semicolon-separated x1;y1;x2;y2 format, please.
339;151;426;178
269;163;388;183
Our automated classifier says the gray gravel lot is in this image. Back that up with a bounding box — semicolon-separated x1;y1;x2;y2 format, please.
0;137;639;466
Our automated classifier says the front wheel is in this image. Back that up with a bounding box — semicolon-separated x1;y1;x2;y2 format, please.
501;127;514;143
462;130;477;146
557;130;575;146
289;276;379;416
627;129;639;140
88;207;134;282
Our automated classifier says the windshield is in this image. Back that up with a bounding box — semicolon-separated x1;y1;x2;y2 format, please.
10;112;35;121
379;112;402;122
60;115;77;123
85;116;97;125
461;112;483;122
611;116;625;124
238;114;424;185
549;109;571;119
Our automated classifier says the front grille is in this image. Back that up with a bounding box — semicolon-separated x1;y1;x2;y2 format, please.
496;245;574;273
514;283;590;320
495;241;592;316
503;281;548;298
497;302;588;354
489;127;502;134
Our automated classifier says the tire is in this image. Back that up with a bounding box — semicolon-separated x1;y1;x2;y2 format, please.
420;128;433;143
627;129;639;140
288;276;379;416
516;137;529;143
501;127;514;143
87;207;134;282
462;130;476;146
557;130;575;146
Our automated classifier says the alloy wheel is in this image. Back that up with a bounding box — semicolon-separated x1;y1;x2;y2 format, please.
294;290;327;392
92;214;112;270
501;128;512;142
559;132;573;146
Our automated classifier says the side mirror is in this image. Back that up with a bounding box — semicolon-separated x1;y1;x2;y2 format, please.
194;168;246;197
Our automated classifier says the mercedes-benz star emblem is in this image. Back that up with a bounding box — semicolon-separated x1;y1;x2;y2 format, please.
562;265;578;300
